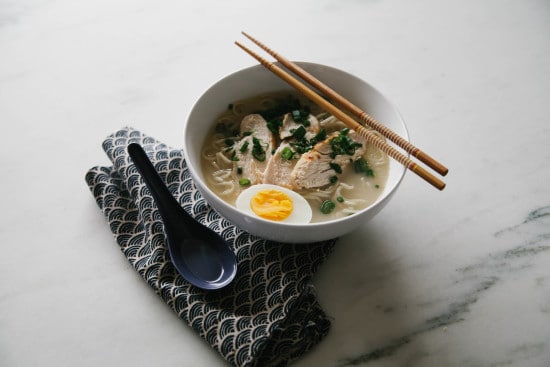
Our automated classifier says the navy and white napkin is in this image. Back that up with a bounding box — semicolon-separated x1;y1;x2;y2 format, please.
85;127;336;367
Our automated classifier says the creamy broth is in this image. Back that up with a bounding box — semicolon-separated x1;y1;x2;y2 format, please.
200;91;389;223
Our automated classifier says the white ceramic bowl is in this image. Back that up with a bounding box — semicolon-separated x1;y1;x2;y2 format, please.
183;62;408;243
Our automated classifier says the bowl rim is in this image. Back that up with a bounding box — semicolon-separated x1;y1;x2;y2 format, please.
183;61;409;230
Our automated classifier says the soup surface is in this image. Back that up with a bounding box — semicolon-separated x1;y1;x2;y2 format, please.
200;91;389;223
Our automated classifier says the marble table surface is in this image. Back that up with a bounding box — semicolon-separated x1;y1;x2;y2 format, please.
1;0;549;366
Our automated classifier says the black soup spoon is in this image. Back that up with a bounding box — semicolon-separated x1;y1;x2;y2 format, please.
127;143;237;290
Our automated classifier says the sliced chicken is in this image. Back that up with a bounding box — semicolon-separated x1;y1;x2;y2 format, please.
279;113;320;140
240;114;273;140
262;141;298;188
232;114;275;185
291;130;366;189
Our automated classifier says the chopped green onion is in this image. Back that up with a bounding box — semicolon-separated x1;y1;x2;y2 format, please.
291;109;310;126
239;178;251;186
239;141;249;153
252;137;266;162
266;117;283;135
330;128;362;157
291;125;307;140
320;200;336;214
224;138;234;147
337;196;344;203
313;128;326;143
258;94;302;121
237;166;242;174
329;175;338;184
354;157;374;177
329;162;342;174
281;146;294;160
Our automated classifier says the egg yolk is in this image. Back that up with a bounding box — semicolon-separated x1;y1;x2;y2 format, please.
250;189;293;221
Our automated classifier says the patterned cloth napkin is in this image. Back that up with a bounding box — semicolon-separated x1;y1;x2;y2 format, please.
85;127;336;367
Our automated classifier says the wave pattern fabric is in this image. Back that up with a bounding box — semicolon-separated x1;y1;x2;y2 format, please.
84;127;335;367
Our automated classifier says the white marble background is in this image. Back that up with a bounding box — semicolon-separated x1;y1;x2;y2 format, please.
1;0;549;366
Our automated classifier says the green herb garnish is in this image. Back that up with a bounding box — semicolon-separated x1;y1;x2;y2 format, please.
329;162;342;174
291;109;311;127
281;146;294;160
252;137;266;162
267;117;283;135
287;127;326;156
239;141;249;153
231;150;239;161
239;178;251;186
258;94;302;121
313;128;326;143
330;128;362;158
320;200;336;214
337;196;344;203
290;106;310;127
353;157;374;177
290;141;312;155
291;125;307;140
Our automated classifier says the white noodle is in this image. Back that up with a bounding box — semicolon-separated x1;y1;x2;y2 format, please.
209;169;237;197
215;151;232;167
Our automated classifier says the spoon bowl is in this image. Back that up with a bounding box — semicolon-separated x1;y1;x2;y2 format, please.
127;143;237;290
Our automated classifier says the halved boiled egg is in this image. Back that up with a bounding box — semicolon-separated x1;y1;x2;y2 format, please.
235;184;312;224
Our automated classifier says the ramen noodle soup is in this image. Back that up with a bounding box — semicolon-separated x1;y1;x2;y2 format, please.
200;91;389;223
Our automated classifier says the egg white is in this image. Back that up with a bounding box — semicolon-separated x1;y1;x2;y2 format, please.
235;184;312;224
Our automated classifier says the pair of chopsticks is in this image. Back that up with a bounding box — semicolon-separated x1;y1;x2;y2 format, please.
235;32;447;190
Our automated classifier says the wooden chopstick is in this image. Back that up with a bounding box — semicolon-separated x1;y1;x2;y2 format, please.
241;31;448;177
235;41;446;191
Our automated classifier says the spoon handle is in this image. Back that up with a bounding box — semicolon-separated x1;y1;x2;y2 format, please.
127;143;189;224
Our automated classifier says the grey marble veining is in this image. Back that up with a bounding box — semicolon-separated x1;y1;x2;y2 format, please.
1;0;549;366
294;205;550;366
336;207;550;366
